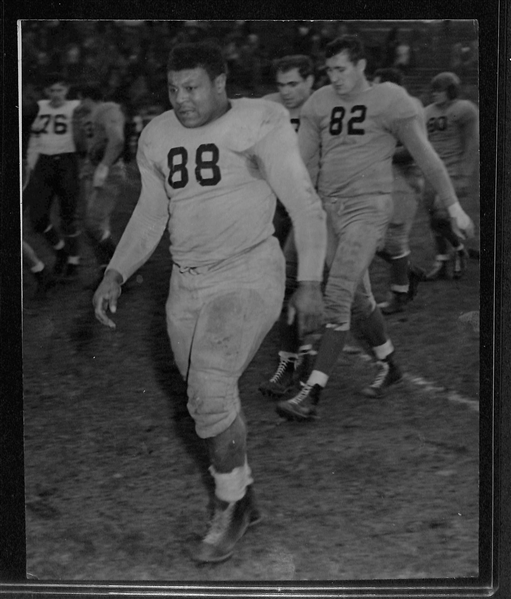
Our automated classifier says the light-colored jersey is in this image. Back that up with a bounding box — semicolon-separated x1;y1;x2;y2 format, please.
424;98;479;177
298;81;421;199
108;98;325;283
263;92;303;132
28;99;80;155
393;94;426;187
81;102;125;166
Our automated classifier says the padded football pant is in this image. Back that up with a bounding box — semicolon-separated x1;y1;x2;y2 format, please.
383;168;422;259
323;194;393;330
83;162;126;244
25;153;80;255
166;237;285;439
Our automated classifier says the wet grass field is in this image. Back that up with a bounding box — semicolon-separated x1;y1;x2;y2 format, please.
22;164;481;583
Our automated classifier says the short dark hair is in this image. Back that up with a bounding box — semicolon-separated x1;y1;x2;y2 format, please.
373;67;403;86
273;55;314;80
45;72;68;88
325;35;366;63
167;41;227;81
76;84;104;102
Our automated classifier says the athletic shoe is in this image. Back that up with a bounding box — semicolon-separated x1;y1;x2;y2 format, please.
379;292;408;315
407;265;426;300
33;266;57;299
259;354;298;398
275;383;322;421
192;485;261;563
61;262;80;282
453;248;468;279
425;260;449;281
53;248;69;277
360;355;402;398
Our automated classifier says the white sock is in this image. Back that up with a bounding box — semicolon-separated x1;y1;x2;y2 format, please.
210;459;254;503
30;261;45;274
373;340;394;361
307;370;329;388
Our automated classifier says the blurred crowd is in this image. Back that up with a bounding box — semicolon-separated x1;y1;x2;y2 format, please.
21;20;478;159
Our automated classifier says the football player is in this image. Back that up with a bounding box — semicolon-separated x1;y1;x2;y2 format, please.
274;35;474;422
263;55;315;247
25;72;82;279
92;41;326;564
75;85;126;284
258;55;319;398
423;72;479;280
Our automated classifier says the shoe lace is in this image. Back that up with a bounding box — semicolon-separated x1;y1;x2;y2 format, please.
289;383;312;406
372;362;390;388
203;502;235;545
269;358;293;383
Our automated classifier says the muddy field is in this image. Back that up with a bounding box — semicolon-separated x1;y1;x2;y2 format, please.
21;164;481;586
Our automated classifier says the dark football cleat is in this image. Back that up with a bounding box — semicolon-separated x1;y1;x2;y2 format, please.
425;260;449;281
53;248;70;277
191;486;261;564
276;383;322;421
378;292;408;315
360;355;403;397
407;264;425;300
259;354;298;398
33;266;57;299
453;248;468;279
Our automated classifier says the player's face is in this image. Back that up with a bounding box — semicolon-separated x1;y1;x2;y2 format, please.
432;89;449;107
276;68;313;109
326;51;366;97
167;68;228;128
45;83;69;108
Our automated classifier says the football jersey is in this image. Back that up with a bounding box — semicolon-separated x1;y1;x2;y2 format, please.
424;99;479;176
298;81;421;199
393;94;426;184
81;102;125;165
263;92;303;132
109;98;325;282
29;99;81;155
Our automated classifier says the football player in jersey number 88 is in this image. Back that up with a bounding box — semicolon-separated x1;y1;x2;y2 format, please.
92;41;327;563
274;35;474;423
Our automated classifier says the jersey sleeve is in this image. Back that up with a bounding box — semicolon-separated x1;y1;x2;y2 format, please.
251;104;326;282
382;84;422;138
394;116;458;209
107;124;170;282
458;101;479;177
297;96;321;187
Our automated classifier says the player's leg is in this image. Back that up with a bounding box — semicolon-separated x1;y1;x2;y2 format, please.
168;239;285;562
54;154;81;278
259;229;302;397
351;278;403;397
84;166;124;274
22;240;56;298
378;180;423;313
276;195;394;421
26;156;69;275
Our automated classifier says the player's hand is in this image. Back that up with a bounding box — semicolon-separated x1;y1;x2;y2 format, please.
287;281;324;337
92;269;123;329
93;164;109;188
448;202;475;239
